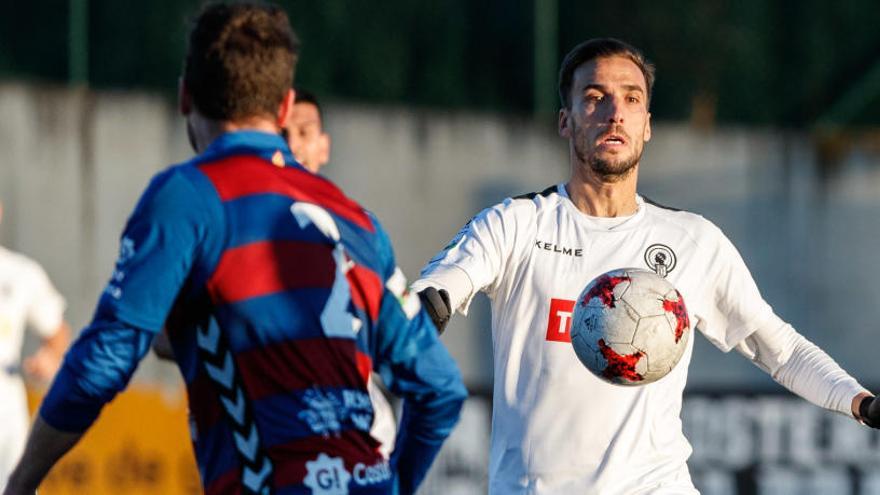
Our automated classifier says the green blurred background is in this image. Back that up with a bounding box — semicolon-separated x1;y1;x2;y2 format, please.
4;0;880;125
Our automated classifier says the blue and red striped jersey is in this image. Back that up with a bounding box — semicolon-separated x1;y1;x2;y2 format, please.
41;131;466;495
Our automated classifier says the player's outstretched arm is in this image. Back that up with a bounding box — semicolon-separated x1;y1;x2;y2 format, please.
3;319;156;492
2;416;82;495
735;317;870;420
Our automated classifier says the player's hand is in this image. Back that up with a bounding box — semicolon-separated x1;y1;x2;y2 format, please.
858;395;880;428
418;287;451;334
23;347;62;383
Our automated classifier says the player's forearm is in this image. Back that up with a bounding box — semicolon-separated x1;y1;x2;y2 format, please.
2;416;83;495
392;403;458;494
771;332;867;416
737;320;868;417
382;318;467;493
41;319;154;430
392;392;466;494
411;264;474;316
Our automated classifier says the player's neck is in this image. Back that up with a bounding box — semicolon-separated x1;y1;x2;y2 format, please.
188;111;281;153
565;166;639;217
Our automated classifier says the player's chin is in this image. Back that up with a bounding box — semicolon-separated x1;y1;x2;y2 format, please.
589;158;637;181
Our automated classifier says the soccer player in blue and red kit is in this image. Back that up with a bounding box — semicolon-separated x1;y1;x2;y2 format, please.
2;3;466;495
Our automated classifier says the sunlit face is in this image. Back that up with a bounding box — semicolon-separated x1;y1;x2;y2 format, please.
284;102;330;173
559;55;652;182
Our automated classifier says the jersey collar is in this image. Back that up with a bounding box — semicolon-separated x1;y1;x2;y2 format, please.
556;183;647;232
196;130;302;169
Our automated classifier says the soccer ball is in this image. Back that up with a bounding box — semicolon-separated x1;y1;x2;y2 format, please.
570;267;690;386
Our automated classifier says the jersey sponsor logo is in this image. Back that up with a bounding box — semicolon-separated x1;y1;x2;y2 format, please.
302;454;391;494
105;236;136;300
352;459;392;486
304;453;351;495
118;236;136;264
644;243;676;277
297;388;375;436
545;298;575;342
534;240;583;257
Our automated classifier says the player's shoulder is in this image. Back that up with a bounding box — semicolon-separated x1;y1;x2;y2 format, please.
144;161;206;197
0;245;47;280
640;195;727;242
481;184;562;220
511;184;560;203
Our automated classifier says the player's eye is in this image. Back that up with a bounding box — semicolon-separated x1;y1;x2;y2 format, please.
585;93;603;103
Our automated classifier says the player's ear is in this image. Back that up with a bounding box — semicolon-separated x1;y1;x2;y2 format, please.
644;112;652;142
276;88;295;128
559;107;571;139
178;78;192;116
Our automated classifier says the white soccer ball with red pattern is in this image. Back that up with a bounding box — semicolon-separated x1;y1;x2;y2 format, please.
570;267;690;386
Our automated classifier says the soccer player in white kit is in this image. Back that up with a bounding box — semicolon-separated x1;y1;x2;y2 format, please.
412;38;880;495
0;202;70;487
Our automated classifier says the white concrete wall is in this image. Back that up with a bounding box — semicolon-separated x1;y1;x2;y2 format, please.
2;83;880;390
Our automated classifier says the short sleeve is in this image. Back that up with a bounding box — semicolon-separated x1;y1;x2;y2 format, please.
93;167;217;333
25;262;66;337
696;225;776;352
418;200;527;313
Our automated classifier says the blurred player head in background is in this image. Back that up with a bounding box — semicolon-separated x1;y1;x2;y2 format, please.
558;38;654;184
179;2;300;152
283;87;331;173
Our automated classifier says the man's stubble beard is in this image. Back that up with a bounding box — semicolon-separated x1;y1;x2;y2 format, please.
573;125;643;183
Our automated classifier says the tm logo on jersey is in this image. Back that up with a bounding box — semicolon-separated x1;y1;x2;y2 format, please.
545;298;575;342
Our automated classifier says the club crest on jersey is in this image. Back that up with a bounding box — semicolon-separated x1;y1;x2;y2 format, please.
644;244;676;277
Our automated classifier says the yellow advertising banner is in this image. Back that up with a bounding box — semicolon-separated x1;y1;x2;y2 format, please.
27;386;201;495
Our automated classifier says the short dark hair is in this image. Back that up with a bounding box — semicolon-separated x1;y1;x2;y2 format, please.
184;2;300;121
558;38;655;109
293;86;322;121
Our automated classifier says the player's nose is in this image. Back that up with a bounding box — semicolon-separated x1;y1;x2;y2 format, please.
606;96;625;124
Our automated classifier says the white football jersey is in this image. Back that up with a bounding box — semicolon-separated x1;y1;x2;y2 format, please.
415;184;787;495
0;245;66;483
0;245;65;373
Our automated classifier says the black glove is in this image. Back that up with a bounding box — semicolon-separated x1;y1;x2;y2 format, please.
417;287;451;334
859;395;880;428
